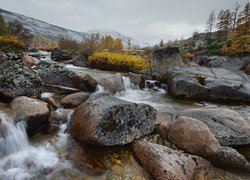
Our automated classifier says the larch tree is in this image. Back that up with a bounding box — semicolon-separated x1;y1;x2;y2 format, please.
232;1;241;32
216;9;232;40
223;9;233;39
229;2;250;55
206;10;216;46
216;9;225;40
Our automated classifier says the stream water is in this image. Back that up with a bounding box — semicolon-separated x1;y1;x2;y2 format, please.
0;70;249;179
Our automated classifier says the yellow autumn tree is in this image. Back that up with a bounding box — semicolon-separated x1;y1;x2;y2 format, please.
221;44;229;55
228;2;250;55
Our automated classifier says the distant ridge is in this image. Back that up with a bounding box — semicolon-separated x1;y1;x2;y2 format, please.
0;8;151;48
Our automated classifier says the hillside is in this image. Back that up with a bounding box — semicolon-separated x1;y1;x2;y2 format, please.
0;8;150;48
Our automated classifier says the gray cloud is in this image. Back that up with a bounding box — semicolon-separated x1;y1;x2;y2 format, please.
1;0;249;42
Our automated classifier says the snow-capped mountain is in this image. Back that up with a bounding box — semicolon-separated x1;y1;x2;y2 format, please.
0;8;151;48
0;8;85;42
87;29;151;48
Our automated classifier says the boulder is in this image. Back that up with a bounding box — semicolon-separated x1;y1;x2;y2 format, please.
178;108;250;146
10;96;50;136
0;61;43;101
98;73;125;94
5;53;22;60
60;92;89;108
128;72;144;88
168;116;221;156
66;67;125;94
22;54;39;68
133;140;216;180
154;113;171;139
69;93;156;146
151;47;183;74
71;55;86;67
245;64;250;75
51;48;73;61
196;56;244;70
208;146;250;173
240;56;250;74
35;63;97;92
41;97;57;110
166;66;250;102
0;51;7;64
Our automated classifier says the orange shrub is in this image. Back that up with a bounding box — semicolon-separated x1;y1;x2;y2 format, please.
0;35;26;51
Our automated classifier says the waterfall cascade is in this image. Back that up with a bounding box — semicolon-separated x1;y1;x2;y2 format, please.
0;113;72;180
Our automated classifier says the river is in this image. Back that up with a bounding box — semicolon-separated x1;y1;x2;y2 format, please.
0;66;249;179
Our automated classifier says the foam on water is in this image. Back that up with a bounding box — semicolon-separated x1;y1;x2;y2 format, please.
95;84;105;93
115;76;169;112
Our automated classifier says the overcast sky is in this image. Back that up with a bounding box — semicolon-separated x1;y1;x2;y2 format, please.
0;0;249;43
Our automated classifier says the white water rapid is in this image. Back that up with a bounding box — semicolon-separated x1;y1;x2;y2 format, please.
115;76;171;113
0;113;74;180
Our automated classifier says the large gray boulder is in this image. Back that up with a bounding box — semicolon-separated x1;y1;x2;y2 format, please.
98;73;125;94
178;108;250;146
241;56;250;74
0;61;43;101
196;56;245;70
70;55;86;67
151;47;183;74
51;48;73;61
69;93;156;146
133;140;216;180
66;66;125;94
35;63;97;92
166;66;250;102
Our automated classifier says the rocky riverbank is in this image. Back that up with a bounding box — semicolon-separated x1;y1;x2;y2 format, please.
0;48;250;179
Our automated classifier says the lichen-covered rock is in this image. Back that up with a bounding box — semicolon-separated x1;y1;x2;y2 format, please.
168;116;221;156
151;47;183;74
51;48;73;61
69;92;156;146
178;108;250;146
196;56;244;70
0;51;7;65
166;66;250;102
35;63;97;92
133;140;216;180
0;61;43;101
10;96;49;136
71;55;86;67
207;146;250;173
